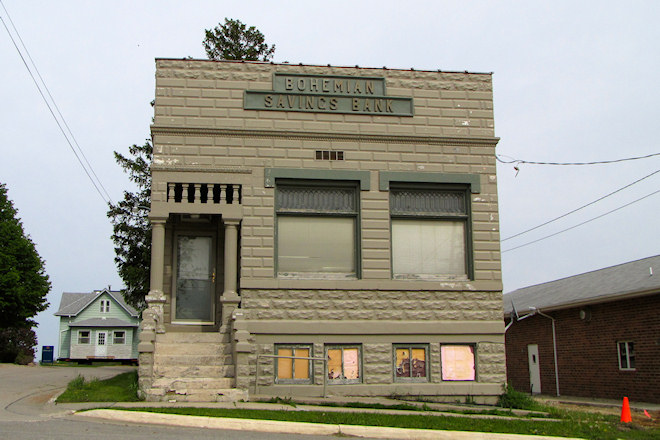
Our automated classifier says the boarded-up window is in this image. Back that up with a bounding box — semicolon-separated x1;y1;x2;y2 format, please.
276;345;312;383
441;345;475;381
327;345;361;383
394;345;428;381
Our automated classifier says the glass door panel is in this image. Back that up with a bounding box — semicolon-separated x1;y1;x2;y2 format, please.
175;235;214;322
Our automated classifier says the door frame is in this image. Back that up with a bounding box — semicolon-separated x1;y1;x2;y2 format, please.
527;344;541;394
95;331;108;357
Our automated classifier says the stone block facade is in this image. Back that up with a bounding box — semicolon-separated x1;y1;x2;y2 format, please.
139;59;505;403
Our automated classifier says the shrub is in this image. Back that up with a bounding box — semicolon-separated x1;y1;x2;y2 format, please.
498;384;538;410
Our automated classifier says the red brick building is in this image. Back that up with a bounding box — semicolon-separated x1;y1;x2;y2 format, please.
503;255;660;403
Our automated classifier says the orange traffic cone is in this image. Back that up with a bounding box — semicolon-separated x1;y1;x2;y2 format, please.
621;397;632;423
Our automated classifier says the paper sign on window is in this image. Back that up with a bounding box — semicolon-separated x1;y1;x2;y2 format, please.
441;345;475;381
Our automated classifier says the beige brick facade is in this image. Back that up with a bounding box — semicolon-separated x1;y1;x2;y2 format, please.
138;59;505;403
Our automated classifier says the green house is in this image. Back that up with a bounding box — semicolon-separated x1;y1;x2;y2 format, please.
55;288;140;363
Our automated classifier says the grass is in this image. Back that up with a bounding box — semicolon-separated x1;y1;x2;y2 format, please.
64;373;659;439
56;371;141;403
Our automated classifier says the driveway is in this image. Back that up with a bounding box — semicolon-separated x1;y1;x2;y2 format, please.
0;363;135;421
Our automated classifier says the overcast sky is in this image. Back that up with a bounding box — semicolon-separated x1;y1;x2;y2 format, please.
1;1;659;360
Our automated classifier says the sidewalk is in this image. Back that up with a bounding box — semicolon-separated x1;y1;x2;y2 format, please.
54;395;583;440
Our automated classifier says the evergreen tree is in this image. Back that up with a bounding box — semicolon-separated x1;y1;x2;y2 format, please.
0;183;50;363
203;18;275;61
107;141;152;309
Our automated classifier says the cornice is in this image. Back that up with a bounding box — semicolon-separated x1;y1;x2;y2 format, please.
151;164;252;174
150;126;500;146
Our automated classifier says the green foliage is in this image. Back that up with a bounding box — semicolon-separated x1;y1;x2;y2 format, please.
57;371;141;403
498;384;543;411
0;327;37;363
203;18;275;61
107;141;152;309
0;183;51;329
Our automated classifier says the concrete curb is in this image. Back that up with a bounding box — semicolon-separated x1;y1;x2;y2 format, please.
76;409;582;440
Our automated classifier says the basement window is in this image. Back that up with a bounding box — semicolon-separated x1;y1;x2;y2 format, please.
326;345;361;384
441;345;476;381
394;344;429;382
275;345;312;384
618;342;635;370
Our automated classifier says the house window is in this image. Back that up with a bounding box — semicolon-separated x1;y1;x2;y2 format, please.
113;331;126;344
394;344;429;382
618;342;635;370
100;300;110;313
78;330;90;344
276;182;358;278
326;345;361;384
441;345;476;381
275;345;312;384
390;185;470;279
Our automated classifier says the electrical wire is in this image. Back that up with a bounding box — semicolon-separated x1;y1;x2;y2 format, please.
502;189;660;253
496;152;660;166
502;169;660;242
0;1;112;205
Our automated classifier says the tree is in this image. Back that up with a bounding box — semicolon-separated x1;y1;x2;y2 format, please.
0;183;50;328
107;141;152;309
109;19;275;308
203;18;275;61
0;183;50;363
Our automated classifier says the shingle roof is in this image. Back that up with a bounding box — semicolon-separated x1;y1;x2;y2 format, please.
68;318;138;327
503;255;660;316
55;289;139;317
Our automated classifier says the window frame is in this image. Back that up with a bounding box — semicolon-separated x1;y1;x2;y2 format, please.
440;344;477;382
100;299;110;313
325;344;362;384
393;344;430;383
113;330;126;345
389;183;473;280
274;344;314;384
617;341;636;371
275;179;361;279
77;330;91;345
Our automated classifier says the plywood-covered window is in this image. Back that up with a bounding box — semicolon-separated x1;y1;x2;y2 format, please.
276;182;358;278
394;344;429;382
275;345;312;384
390;185;470;280
441;345;476;381
326;345;361;384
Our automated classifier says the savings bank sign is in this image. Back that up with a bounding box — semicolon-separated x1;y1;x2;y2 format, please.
244;73;414;116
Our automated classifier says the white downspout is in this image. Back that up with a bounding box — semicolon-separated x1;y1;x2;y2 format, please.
537;310;560;397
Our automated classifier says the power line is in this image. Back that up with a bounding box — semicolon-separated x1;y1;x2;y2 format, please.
502;189;660;253
0;1;112;205
496;152;660;166
502;169;660;242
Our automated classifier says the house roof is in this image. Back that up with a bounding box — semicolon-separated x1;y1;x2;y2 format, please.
55;289;139;317
68;318;138;327
503;255;660;316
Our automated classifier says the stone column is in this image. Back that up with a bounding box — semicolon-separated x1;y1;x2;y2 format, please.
220;218;241;325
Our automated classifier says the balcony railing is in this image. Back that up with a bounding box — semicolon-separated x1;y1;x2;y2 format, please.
167;183;241;205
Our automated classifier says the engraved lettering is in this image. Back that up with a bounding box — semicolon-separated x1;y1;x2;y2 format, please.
264;95;273;107
375;99;383;112
285;78;294;90
322;79;330;92
277;95;285;108
354;81;362;93
366;81;374;94
287;95;296;108
306;96;314;109
297;79;305;91
318;97;326;109
363;99;371;112
334;80;344;93
386;99;393;112
329;98;338;110
352;98;360;111
310;79;319;92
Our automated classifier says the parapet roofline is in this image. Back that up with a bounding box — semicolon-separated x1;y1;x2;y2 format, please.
154;58;494;76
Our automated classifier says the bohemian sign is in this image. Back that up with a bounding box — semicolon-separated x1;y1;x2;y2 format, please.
244;73;414;116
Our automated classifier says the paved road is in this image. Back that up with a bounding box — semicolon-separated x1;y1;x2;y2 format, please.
0;364;351;440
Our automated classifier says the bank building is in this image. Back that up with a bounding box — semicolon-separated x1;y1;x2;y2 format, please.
137;58;506;403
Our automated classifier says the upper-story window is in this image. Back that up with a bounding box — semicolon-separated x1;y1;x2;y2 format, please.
390;184;470;280
100;299;111;313
276;181;358;278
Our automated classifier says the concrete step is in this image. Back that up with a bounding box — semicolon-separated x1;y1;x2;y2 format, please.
164;388;248;402
155;342;232;356
153;377;235;390
153;354;233;366
156;330;231;344
153;364;235;378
